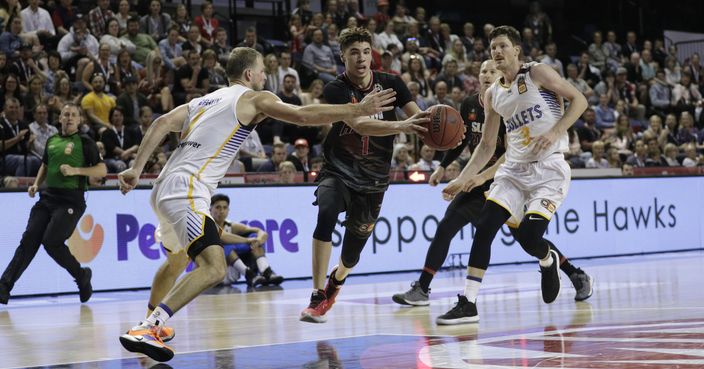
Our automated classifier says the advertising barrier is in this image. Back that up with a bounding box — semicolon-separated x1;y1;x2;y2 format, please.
0;176;701;296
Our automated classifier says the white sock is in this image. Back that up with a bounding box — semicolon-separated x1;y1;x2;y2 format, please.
232;259;248;274
464;275;482;303
539;252;554;268
256;256;270;273
145;305;171;327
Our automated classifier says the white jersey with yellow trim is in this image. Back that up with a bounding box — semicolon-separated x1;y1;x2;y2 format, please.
157;84;254;193
488;62;568;163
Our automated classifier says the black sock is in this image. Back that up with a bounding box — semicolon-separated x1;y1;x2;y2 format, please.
546;240;578;275
418;268;434;293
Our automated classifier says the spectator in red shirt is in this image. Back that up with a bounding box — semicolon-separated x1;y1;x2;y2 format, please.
193;0;218;46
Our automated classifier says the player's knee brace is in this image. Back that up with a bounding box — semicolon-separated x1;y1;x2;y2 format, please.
345;218;376;239
313;203;341;242
515;215;551;259
340;232;369;269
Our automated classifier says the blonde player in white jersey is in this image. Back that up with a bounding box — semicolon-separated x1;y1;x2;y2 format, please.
438;26;587;323
115;47;404;362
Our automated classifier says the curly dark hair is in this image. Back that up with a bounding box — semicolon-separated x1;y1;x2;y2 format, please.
338;27;373;52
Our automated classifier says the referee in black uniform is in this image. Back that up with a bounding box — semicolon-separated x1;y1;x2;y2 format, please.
0;103;107;304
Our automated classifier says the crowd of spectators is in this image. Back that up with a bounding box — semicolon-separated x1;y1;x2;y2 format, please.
1;0;703;189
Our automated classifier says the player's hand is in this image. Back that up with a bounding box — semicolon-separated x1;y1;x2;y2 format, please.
118;167;141;195
531;129;561;155
429;166;444;186
359;88;396;115
28;185;38;198
398;111;430;134
60;164;78;176
455;125;467;148
442;176;484;201
248;238;260;247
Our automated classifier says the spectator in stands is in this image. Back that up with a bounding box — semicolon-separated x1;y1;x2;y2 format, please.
439;23;457;54
258;143;287;172
623;31;639;57
101;106;138;172
28;104;55;160
665;56;681;86
22;75;44;121
677;111;699;144
158;26;185;71
0;97;39;176
450;86;465;108
402;54;432;98
607;147;621;168
594;93;617;130
81;43;117;95
327;23;343;70
264;53;281;93
443;39;469;72
101;18;136;62
194;1;218;46
615;66;646;122
624;52;643;84
521;27;540;56
21;0;55;45
379;50;398;75
644;135;667;166
88;0;113;39
425;16;445;57
236;26;265;54
347;0;365;24
604;30;622;69
425;80;453;108
181;25;203;55
80;73;115;132
323;0;345;30
467;37;489;62
663;143;680;166
462;61;481;96
51;0;76;37
606;114;634;156
640;49;657;81
47;75;74;122
577;51;601;87
406;81;428;112
391;143;413;170
524;1;551;47
287;137;312;173
649;69;672;115
278;161;298;184
140;0;171;42
411;144;440;171
588;31;608;72
0;15;24;59
593;69;616;104
577;108;601;152
372;0;390;33
685;52;701;85
139;50;174;114
540;42;563;77
212;27;232;66
170;4;190;39
300;79;323;106
136;105;153;137
172;49;209;106
289;14;305;57
0;74;21;111
391;3;414;36
566;63;594;102
115;49;137;89
0;53;9;84
310;156;324;173
376;21;403;55
302;28;337;83
11;42;43;92
292;0;313;26
460;22;475;50
585;140;608;168
115;0;132;32
672;73;702;115
664;113;680;146
202;49;227;92
682;143;700;167
435;58;463;92
277;51;300;95
626;139;648;167
121;16;157;65
116;76;147;126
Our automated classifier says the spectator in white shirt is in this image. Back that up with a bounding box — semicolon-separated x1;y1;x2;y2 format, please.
410;144;440;171
376;21;403;54
20;0;55;40
277;51;301;95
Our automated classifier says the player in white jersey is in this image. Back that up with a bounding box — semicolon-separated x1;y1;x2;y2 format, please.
438;26;588;323
116;47;406;362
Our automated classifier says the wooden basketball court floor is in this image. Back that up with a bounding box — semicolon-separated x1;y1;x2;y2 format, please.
1;251;703;369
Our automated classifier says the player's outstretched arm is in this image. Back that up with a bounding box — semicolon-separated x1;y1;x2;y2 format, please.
530;63;588;154
118;105;188;194
344;109;430;136
252;89;397;126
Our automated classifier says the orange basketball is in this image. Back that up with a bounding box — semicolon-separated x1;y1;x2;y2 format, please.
422;104;464;150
